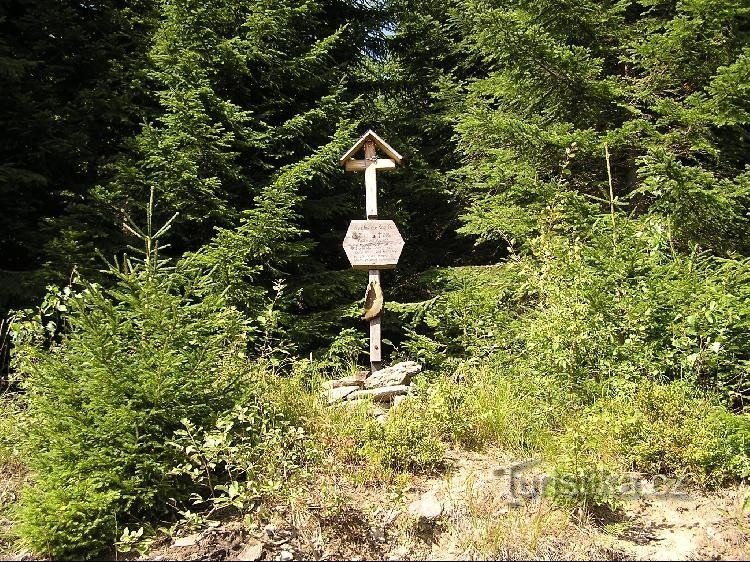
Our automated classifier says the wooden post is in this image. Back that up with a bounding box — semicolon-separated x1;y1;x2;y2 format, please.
364;139;380;371
368;269;382;371
364;139;377;219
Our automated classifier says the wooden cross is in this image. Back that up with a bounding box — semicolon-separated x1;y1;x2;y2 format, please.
340;130;404;372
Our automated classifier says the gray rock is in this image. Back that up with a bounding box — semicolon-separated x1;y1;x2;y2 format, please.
321;371;367;390
236;540;263;561
392;395;407;407
173;533;201;547
364;361;422;389
408;491;443;521
346;385;409;402
278;550;293;561
326;385;360;404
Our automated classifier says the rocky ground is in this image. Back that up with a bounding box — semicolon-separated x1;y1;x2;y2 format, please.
138;448;749;561
2;448;748;560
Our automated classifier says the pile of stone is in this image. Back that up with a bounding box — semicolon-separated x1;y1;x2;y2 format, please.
322;361;422;410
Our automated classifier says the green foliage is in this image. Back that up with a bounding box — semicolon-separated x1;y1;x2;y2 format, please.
0;0;379;320
9;208;285;559
168;396;311;520
544;378;750;511
453;0;750;254
554;380;750;488
344;364;568;473
115;526;154;557
399;265;527;363
0;395;25;555
545;443;622;512
96;0;371;256
0;391;24;469
19;480;122;560
362;401;445;472
0;0;157;308
2;0;750;555
406;219;750;406
193;123;356;316
319;328;368;375
414;365;570;453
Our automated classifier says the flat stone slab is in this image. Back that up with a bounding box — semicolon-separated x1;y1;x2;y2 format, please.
346;385;409;402
322;371;367;390
326;385;360;404
364;361;422;389
234;540;263;561
393;395;407;407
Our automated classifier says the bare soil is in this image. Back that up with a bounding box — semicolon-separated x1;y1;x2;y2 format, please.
1;447;746;560
139;449;750;561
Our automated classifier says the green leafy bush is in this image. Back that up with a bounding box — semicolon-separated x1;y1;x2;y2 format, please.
406;219;750;407
169;394;311;520
559;381;750;487
361;400;445;472
399;265;528;365
8;214;303;559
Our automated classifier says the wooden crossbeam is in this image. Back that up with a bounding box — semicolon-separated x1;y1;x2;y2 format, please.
344;158;397;172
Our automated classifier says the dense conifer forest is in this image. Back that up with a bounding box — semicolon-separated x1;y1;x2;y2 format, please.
1;1;749;559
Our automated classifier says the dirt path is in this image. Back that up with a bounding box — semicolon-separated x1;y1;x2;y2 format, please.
611;487;749;560
140;449;750;560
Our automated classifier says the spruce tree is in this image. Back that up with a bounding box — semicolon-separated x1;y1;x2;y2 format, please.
452;0;750;254
370;0;475;271
83;1;383;360
99;0;374;255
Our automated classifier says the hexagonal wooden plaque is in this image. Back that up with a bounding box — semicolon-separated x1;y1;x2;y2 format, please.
343;220;404;270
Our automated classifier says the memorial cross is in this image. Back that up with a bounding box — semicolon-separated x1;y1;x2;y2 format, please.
340;130;404;372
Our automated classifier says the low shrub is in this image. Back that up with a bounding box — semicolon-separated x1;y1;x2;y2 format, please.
168;387;312;521
10;220;311;559
404;219;750;407
610;381;750;485
548;380;750;511
362;400;445;472
545;437;622;511
392;360;580;456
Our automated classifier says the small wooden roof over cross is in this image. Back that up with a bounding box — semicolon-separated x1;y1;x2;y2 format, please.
339;129;403;167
